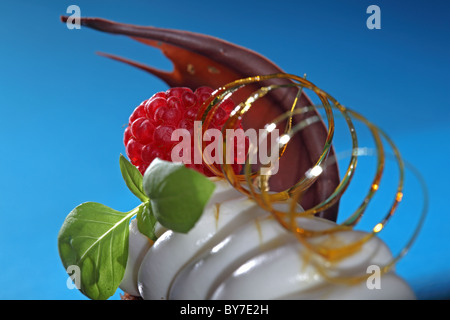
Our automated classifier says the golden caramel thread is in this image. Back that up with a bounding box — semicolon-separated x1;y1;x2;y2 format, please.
214;203;220;230
193;72;427;285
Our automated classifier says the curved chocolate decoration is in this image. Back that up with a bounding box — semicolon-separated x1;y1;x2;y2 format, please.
61;16;340;221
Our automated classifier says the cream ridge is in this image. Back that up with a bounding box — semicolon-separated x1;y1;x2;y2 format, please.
119;178;415;300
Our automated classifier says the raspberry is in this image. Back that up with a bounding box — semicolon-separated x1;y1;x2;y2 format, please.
130;118;155;144
124;86;247;176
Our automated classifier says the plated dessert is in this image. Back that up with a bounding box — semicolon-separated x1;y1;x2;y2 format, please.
58;17;424;300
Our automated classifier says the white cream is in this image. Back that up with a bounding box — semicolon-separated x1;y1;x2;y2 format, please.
119;219;166;296
121;179;415;300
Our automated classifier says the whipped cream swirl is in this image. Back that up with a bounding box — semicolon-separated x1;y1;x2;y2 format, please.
119;179;415;300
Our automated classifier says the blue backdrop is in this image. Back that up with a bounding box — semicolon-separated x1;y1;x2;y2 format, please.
0;0;448;299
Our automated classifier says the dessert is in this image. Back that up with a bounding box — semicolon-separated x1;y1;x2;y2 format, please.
58;17;425;300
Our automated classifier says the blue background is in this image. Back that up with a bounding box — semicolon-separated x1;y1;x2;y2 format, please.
0;0;449;299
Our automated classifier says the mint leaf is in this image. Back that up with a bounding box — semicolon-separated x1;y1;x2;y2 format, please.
142;159;215;233
58;202;143;300
119;154;148;202
136;201;158;241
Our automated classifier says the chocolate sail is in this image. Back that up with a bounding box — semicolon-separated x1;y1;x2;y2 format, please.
61;16;340;221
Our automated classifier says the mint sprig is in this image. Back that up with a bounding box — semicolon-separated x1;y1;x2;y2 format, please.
136;201;158;241
119;154;148;202
58;156;215;299
143;159;215;233
58;202;144;300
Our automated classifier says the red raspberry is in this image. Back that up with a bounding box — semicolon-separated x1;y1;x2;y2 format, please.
124;86;247;176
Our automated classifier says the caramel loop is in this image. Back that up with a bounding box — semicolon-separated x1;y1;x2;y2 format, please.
193;72;427;284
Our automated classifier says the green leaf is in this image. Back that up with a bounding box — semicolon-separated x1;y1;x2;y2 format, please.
119;154;148;202
58;202;143;300
142;158;215;233
136;201;158;241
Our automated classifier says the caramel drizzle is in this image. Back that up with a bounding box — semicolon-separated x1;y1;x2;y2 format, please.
198;73;428;285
